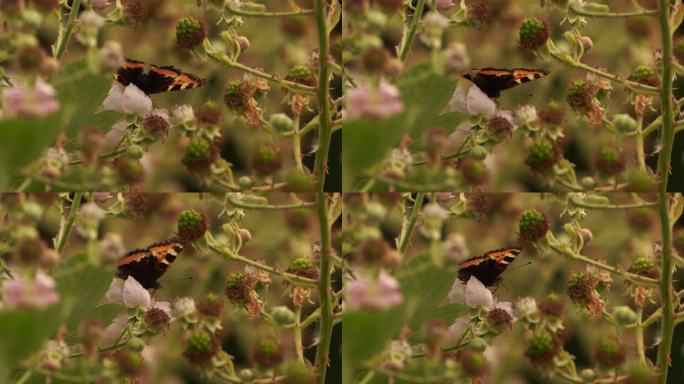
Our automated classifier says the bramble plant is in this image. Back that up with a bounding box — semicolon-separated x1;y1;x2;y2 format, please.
342;0;681;194
342;192;683;383
0;192;341;383
0;0;341;192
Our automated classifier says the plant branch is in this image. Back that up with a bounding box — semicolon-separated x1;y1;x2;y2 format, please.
570;4;657;18
225;4;314;17
55;192;83;255
397;193;425;254
313;0;333;192
53;0;81;61
314;192;333;384
398;0;427;61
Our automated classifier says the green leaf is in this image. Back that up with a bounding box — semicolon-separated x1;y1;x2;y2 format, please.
342;306;410;384
54;252;115;338
396;253;464;336
0;306;62;381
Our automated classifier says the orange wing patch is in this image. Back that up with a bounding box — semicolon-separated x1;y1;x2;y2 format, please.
484;247;521;264
117;249;151;267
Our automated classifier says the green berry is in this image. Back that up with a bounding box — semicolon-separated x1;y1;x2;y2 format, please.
176;17;206;49
613;114;637;133
595;145;625;176
253;338;284;368
519;17;549;49
177;209;207;243
525;138;559;173
628;65;659;87
628;257;659;279
594;337;626;368
269;113;295;132
271;306;296;326
613;306;637;326
287;258;318;279
518;209;549;242
252;145;283;176
285;65;316;86
184;330;217;366
182;138;217;172
525;330;559;366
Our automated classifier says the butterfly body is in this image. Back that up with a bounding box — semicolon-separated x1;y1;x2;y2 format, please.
457;247;521;286
117;238;184;289
114;58;204;95
460;68;549;98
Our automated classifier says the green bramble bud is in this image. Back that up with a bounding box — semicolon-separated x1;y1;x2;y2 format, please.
469;337;488;352
613;306;637;327
580;368;596;381
114;157;144;184
525;138;559;173
269;113;295;132
469;145;488;160
238;176;254;189
271;306;296;326
183;330;218;366
182;138;217;173
127;337;146;352
114;349;144;376
125;145;144;159
613;114;637;133
519;17;550;49
594;337;626;368
284;169;316;191
518;209;549;242
285;65;316;86
628;65;660;87
175;17;207;49
281;362;316;384
239;369;255;381
594;145;625;176
365;10;387;30
624;362;656;384
626;170;658;192
177;209;208;243
525;330;560;366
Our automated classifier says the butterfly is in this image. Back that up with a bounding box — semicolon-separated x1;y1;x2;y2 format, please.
117;238;184;289
114;58;205;95
457;247;521;287
460;68;549;98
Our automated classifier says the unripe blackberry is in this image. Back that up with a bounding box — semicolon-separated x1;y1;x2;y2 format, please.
224;80;253;111
127;337;145;352
566;272;596;306
469;145;488;160
628;257;660;279
252;145;283;176
539;100;565;125
539;292;565;317
361;46;389;73
525;138;560;173
144;307;170;334
114;157;145;184
524;330;560;366
626;170;658;192
469;337;488;352
197;292;224;318
253;338;284;368
182;138;217;173
143;114;169;137
518;209;549;242
271;306;296;326
594;145;625;176
284;169;316;191
285;65;316;87
624;362;656;384
177;209;207;243
468;2;492;29
519;17;550;49
269;113;295;133
183;330;218;366
628;65;660;87
196;101;223;126
458;158;488;185
286;258;318;280
594;337;626;368
486;308;513;332
613;306;637;326
486;115;513;140
125;145;144;159
458;348;488;377
176;17;207;49
122;0;149;25
114;349;145;376
281;362;316;384
225;272;253;305
566;80;595;112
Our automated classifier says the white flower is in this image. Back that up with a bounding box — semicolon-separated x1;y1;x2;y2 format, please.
79;10;105;29
449;84;496;117
514;297;538;319
423;12;449;30
171;104;195;126
173;297;197;319
101;83;152;116
515;105;538;125
448;276;513;315
446;314;470;343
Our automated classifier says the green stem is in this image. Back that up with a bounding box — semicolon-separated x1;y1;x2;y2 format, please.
569;195;657;210
398;0;427;61
225;4;314;17
294;307;305;365
636;114;647;171
314;192;333;384
313;0;332;192
636;306;647;364
225;194;315;210
398;193;425;254
292;114;304;172
656;1;675;381
570;4;657;18
15;370;32;384
53;0;81;61
55;192;83;255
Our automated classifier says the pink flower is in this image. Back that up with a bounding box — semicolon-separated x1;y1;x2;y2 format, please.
346;82;404;119
101;83;153;116
2;271;60;309
2;80;60;118
346;271;404;311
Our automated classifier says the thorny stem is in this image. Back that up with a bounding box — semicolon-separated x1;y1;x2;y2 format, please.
53;0;81;61
55;192;83;255
315;193;333;384
570;4;657;18
225;194;316;210
398;0;427;61
294;307;305;365
636;306;647;364
225;4;314;17
655;0;675;381
313;0;333;192
568;195;657;210
397;192;425;254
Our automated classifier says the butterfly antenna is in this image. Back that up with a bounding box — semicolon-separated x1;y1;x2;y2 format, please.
503;261;533;276
162;276;194;283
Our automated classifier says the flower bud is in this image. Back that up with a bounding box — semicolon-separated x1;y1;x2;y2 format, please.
613;306;637;327
269;113;295;132
271;306;296;326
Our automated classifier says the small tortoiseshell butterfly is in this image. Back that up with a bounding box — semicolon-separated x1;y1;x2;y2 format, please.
458;247;521;287
114;58;205;95
117;238;184;289
460;68;549;98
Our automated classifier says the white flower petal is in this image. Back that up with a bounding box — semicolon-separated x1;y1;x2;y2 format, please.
104;278;125;304
447;278;467;304
465;276;493;308
447;314;470;343
122;276;151;308
152;301;173;319
466;85;496;117
103;314;128;344
105;119;128;148
122;84;152;116
101;84;124;111
448;87;468;113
